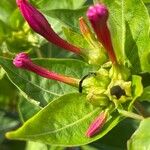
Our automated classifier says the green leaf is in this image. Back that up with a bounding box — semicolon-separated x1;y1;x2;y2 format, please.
139;86;150;102
41;7;88;31
0;0;16;24
26;141;66;150
31;0;86;9
18;97;42;122
0;57;92;106
129;75;143;110
6;93;121;146
127;118;150;150
103;0;150;73
0;111;19;143
143;0;150;3
132;75;143;99
0;111;19;133
8;9;24;30
25;141;49;150
124;0;150;73
0;76;18;110
0;20;11;44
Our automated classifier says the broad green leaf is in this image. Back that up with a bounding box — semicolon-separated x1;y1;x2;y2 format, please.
124;0;150;73
6;93;121;146
145;3;150;16
26;141;49;150
103;0;150;73
0;76;18;110
18;97;42;122
26;141;65;150
139;86;150;102
0;57;92;106
41;7;88;31
143;0;150;3
31;0;86;9
127;118;150;150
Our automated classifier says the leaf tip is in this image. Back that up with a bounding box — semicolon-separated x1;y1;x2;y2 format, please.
5;131;17;140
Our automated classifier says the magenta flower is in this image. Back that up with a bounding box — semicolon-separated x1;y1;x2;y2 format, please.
16;0;81;54
13;52;79;86
86;112;107;137
87;4;116;63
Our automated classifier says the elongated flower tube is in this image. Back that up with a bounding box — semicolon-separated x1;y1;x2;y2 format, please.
86;112;107;137
16;0;81;54
87;4;117;63
13;52;79;86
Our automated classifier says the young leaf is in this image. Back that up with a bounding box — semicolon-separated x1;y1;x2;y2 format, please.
127;118;150;150
6;93;121;146
0;57;92;106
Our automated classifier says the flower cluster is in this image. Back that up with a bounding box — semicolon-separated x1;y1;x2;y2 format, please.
14;0;133;138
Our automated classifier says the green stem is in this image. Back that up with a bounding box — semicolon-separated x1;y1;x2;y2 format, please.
118;109;144;120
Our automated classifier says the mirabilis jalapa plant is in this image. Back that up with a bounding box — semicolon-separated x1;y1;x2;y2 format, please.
5;0;150;147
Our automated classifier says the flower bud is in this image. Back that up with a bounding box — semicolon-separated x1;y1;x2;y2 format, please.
87;4;117;63
13;52;79;86
16;0;81;54
86;112;107;137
